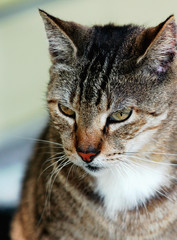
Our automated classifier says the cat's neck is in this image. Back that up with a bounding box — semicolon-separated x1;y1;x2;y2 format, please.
57;158;177;238
95;162;172;219
55;155;177;238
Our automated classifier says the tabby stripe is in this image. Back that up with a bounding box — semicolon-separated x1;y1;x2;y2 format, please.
142;124;161;133
48;99;57;104
78;34;96;103
69;90;76;105
96;51;118;106
133;107;163;117
85;50;111;102
55;165;102;204
81;54;101;102
79;62;91;103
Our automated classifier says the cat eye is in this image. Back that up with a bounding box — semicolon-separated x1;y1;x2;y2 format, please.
109;107;132;123
58;104;75;118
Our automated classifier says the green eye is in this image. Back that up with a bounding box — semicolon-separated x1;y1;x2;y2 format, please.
58;104;75;118
109;107;132;123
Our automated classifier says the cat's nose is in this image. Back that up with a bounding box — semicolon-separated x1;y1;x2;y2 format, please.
77;148;100;163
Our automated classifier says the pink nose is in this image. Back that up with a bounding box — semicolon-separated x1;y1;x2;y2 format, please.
77;152;97;163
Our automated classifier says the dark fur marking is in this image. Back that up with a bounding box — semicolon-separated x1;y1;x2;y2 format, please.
48;99;57;104
78;35;96;103
96;52;117;106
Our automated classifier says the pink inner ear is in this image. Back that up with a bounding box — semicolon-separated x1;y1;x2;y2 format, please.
157;65;169;74
156;58;173;74
156;41;176;74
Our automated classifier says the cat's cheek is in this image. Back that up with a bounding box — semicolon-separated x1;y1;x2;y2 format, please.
51;120;72;136
59;130;75;150
125;129;155;154
125;125;161;157
50;117;76;151
126;111;168;153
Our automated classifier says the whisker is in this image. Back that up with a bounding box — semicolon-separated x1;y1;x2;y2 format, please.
40;153;66;173
125;154;177;166
66;163;75;181
126;151;177;157
39;160;58;180
107;155;177;184
155;188;174;202
39;156;71;224
46;159;70;211
38;153;68;180
15;136;63;147
124;158;177;183
78;170;88;181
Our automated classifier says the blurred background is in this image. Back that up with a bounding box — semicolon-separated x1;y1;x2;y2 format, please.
1;0;177;238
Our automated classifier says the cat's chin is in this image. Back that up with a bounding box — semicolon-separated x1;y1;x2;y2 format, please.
83;164;105;177
72;157;106;176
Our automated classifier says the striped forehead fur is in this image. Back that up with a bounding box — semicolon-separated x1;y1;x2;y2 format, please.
48;23;176;115
76;25;143;105
48;24;144;106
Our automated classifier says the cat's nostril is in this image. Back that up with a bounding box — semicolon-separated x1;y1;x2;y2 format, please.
77;152;96;162
77;149;100;163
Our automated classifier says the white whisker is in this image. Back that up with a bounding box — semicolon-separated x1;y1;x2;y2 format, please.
127;151;177;157
38;152;71;224
15;136;63;147
125;153;177;166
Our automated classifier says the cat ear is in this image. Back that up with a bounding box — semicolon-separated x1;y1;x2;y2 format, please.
136;15;177;74
39;9;89;63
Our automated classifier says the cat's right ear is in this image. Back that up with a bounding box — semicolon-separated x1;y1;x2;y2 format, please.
39;9;89;63
136;16;177;74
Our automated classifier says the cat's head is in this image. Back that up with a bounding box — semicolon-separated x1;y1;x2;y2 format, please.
40;10;177;178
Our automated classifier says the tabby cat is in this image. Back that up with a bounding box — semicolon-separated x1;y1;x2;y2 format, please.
11;10;177;240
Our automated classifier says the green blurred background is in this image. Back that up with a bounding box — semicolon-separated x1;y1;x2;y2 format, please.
1;0;177;145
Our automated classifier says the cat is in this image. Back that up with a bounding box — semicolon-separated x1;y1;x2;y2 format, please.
11;9;177;240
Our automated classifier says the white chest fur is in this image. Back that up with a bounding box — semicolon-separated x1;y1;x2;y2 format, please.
95;163;169;219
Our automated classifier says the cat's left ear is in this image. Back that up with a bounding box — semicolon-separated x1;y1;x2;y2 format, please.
136;15;177;74
39;9;89;63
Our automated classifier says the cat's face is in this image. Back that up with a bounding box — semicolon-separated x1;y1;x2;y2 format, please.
47;55;172;177
40;10;177;212
40;11;176;178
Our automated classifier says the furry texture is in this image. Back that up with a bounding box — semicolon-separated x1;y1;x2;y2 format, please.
11;10;177;240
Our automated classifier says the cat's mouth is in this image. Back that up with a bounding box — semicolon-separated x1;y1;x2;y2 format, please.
85;165;102;172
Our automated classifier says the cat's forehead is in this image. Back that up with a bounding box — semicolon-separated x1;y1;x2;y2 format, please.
87;24;141;53
49;56;165;113
48;25;140;99
49;64;146;114
47;22;174;112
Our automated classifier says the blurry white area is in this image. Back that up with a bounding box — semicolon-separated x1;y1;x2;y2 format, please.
1;0;177;207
